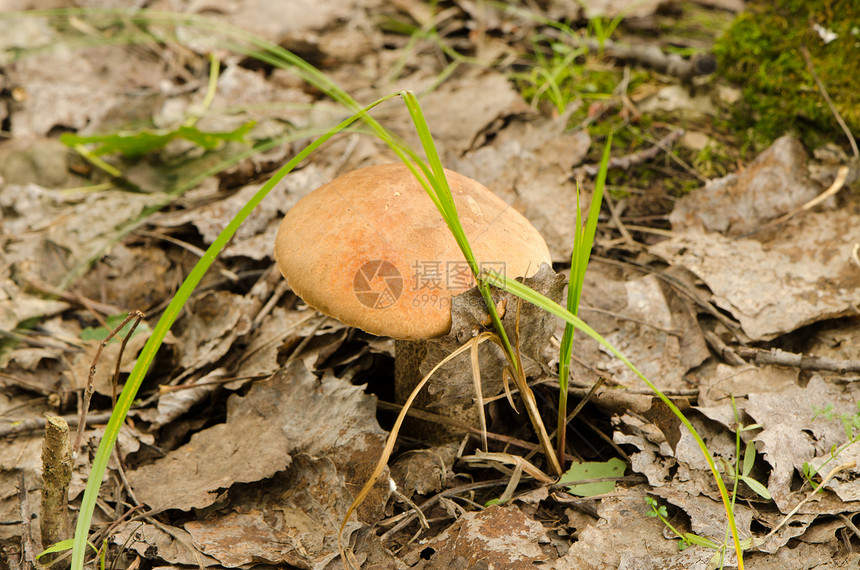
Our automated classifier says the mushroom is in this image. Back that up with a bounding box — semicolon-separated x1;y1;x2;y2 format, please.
274;162;552;434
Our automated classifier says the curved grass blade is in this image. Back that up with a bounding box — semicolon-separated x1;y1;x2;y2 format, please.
69;94;401;570
481;270;745;568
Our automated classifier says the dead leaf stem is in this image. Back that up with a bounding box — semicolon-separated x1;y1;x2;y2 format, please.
73;310;145;457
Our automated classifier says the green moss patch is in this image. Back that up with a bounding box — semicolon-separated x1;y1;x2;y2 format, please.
714;0;859;151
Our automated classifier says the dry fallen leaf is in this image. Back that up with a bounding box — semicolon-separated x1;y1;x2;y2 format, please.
184;454;359;569
1;184;165;286
562;265;708;392
174;290;256;369
111;522;220;567
651;210;860;341
404;504;553;568
6;43;165;137
556;486;681;569
670;136;822;236
130;361;387;518
151;166;333;261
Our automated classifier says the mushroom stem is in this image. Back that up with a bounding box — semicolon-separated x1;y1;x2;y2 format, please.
394;339;481;438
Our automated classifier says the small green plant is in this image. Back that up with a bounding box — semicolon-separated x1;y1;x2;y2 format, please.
37;538;104;570
511;31;589;114
646;497;722;551
724;439;771;501
61;54;256;177
508;9;640;116
639;399;766;562
378;0;483;88
646;494;760;568
725;396;771;502
587;13;625;52
557;136;610;466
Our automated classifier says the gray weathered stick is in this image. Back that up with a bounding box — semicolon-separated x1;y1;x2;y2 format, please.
41;415;73;561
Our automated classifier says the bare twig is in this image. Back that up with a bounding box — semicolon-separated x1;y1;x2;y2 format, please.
735;346;860;374
390;483;429;531
603;191;635;246
579;304;682;336
580;415;630;462
375;400;539;452
838;513;860;542
18;472;36;570
0;412;113;438
704;330;746;366
378;479;510;544
759;461;856;546
459;450;555;484
552;475;645;491
109;312;145;408
549;28;717;82
73;310;145;458
527;377;609;464
40;416;73;560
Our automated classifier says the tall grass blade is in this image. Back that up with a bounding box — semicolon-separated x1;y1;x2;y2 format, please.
481;270;745;567
69;95;400;570
399;93;560;474
556;135;611;466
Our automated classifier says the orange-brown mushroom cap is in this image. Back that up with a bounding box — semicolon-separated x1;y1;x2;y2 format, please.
274;163;551;340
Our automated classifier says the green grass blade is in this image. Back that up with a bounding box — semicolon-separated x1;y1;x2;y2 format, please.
557;135;611;464
398;93;559;469
572;134;611;314
398;93;515;358
69;94;400;570
481;270;744;565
